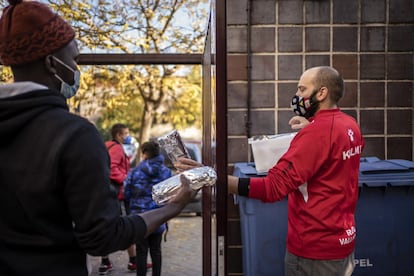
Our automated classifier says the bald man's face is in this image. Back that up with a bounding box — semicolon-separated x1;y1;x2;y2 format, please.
296;69;318;98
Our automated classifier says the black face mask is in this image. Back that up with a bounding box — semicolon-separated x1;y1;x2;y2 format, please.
291;89;319;119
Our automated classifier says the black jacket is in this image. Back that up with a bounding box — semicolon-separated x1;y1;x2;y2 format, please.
0;82;146;275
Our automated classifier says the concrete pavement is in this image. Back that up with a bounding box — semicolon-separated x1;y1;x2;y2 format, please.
88;214;202;276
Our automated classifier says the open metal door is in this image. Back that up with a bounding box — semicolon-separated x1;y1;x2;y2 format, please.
201;0;227;275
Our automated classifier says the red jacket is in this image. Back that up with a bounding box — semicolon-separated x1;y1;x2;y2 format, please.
249;108;364;259
105;140;130;200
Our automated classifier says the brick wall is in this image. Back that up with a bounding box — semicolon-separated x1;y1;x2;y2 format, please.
225;0;413;274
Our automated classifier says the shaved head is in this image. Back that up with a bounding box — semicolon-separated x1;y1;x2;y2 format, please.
304;66;344;103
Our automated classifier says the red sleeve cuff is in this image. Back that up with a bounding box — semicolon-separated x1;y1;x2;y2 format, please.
248;177;266;200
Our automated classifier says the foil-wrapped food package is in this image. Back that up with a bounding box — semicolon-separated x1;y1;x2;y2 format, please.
157;130;190;163
152;166;217;205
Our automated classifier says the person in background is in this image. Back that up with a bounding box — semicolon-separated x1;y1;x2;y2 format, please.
124;141;172;276
123;136;140;167
176;66;364;276
100;123;137;274
0;1;196;275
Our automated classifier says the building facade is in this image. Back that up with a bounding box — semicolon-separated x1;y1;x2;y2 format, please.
225;0;413;274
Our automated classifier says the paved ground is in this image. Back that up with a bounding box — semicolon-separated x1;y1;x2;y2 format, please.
88;214;202;276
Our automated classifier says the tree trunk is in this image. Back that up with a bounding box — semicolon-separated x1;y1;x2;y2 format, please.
139;102;155;145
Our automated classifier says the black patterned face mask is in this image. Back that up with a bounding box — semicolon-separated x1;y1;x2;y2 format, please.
291;89;319;119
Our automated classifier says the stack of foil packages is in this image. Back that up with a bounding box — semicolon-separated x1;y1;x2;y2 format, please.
152;166;217;205
154;129;216;205
157;130;191;163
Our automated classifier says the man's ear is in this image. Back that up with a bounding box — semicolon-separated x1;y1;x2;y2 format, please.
115;132;122;143
44;55;57;74
317;86;329;101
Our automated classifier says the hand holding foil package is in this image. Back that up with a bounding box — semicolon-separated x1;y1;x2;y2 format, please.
152;166;217;205
157;130;190;163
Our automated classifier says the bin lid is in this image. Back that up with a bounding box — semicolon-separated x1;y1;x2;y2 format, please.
360;160;411;173
238;162;262;175
359;158;414;187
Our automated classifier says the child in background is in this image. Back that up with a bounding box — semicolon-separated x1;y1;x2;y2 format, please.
124;141;172;276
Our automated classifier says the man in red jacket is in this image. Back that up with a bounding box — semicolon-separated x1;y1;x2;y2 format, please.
100;123;136;274
105;123;131;204
177;66;364;276
234;66;363;276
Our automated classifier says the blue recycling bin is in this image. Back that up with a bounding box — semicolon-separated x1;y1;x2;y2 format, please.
234;157;414;276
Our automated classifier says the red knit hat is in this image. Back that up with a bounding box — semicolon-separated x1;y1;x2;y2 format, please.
0;0;75;66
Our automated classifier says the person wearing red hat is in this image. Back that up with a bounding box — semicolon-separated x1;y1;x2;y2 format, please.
0;1;196;275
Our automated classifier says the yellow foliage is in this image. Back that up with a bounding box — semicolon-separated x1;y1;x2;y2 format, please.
0;0;208;143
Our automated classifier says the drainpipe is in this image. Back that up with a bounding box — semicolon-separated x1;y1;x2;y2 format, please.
246;0;252;139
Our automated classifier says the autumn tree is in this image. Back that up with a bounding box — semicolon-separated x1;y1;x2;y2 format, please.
0;0;208;144
102;0;208;144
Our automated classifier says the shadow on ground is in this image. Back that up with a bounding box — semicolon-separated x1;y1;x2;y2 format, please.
88;215;202;276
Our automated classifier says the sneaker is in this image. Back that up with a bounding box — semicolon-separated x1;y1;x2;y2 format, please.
127;262;136;272
146;263;153;269
98;262;113;275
